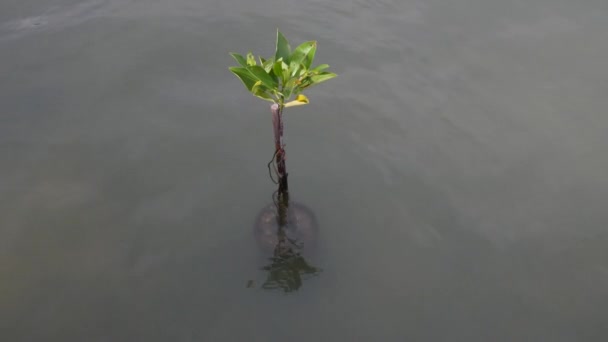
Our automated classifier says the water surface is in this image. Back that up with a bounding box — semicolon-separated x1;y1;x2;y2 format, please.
1;0;607;341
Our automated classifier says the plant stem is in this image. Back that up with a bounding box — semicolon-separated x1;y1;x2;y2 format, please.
271;103;289;208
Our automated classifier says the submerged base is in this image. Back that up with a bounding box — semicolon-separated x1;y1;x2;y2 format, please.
253;202;319;253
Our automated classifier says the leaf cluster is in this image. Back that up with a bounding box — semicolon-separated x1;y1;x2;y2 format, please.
229;30;336;107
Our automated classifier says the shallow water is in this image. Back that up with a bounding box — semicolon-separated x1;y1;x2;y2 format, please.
1;0;607;340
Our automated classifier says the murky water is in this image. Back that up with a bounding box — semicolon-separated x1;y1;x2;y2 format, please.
1;0;607;340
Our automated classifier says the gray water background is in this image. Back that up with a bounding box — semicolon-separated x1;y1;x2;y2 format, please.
1;0;607;340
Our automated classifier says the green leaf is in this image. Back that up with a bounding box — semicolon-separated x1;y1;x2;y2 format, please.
296;77;313;91
275;30;291;64
281;60;290;84
252;81;275;102
310;72;337;84
303;43;316;69
248;65;278;89
297;64;307;77
229;53;247;67
246;52;256;66
283;88;293;100
289;41;316;76
254;93;275;102
273;59;283;83
288;63;298;78
292;86;302;95
262;57;275;73
229;67;258;92
283;78;298;99
259;56;266;65
264;58;279;84
251;80;262;93
311;64;329;73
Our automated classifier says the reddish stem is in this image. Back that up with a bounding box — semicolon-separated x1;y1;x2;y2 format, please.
271;103;289;200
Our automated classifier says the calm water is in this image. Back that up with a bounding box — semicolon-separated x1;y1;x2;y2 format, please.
1;0;608;340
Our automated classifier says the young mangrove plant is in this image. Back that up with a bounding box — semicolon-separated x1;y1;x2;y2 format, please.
229;30;336;202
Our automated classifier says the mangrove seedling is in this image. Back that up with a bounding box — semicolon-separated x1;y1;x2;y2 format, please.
229;30;336;201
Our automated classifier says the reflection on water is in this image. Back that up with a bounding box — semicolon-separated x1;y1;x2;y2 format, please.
261;227;320;293
255;190;321;293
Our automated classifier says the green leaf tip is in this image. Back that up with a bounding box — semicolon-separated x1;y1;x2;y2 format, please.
275;30;291;64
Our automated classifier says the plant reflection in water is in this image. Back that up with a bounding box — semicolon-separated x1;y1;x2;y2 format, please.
255;192;320;293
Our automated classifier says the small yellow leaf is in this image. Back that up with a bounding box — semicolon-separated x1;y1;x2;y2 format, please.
285;94;310;108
